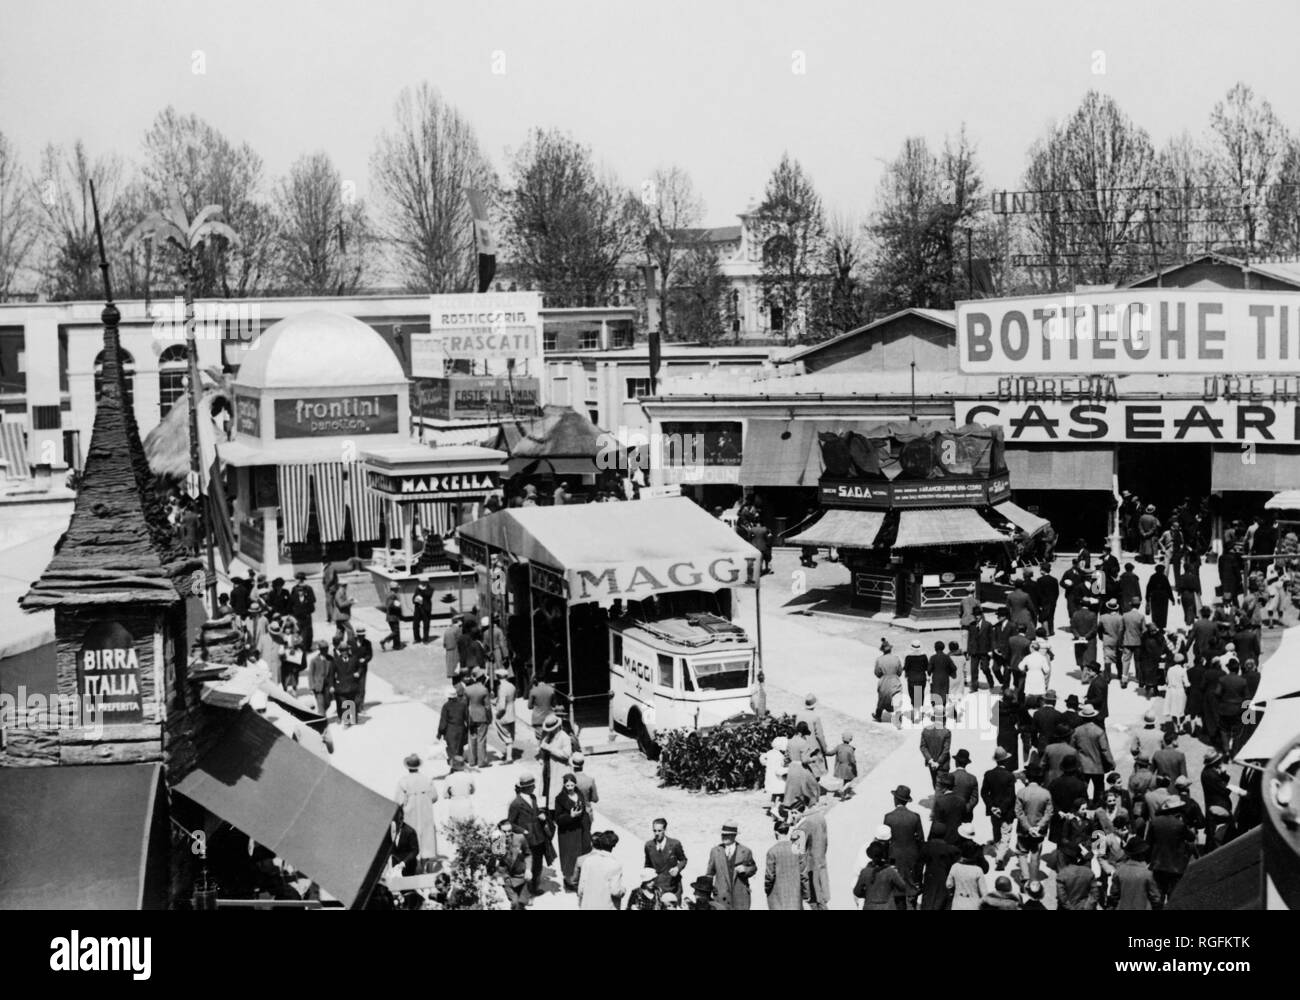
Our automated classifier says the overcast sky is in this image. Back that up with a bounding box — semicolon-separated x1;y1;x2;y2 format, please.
4;0;1300;226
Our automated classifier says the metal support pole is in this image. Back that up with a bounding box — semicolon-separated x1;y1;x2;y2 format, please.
753;567;764;679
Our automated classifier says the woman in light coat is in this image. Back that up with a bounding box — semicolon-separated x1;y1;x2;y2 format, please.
762;737;789;813
1163;653;1189;729
394;753;440;869
945;845;988;910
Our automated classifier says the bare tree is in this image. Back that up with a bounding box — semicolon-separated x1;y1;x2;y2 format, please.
370;83;496;293
1208;82;1287;254
641;164;704;339
1017;92;1155;288
868;129;984;310
1153;132;1216;266
505;127;641;307
754;153;826;343
0;131;39;301
1267;137;1300;254
141;107;275;297
818;212;869;334
34;141;130;301
275;152;369;295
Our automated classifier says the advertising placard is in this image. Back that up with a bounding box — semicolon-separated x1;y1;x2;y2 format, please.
77;621;144;723
957;290;1300;374
412;291;543;368
273;395;400;438
234;394;260;437
960;399;1300;444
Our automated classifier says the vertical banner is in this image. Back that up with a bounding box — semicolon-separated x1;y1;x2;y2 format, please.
466;187;497;293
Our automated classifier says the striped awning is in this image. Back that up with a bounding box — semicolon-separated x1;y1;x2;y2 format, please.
311;463;348;542
893;507;1008;548
277;466;313;543
993;500;1049;538
786;509;885;549
0;422;30;478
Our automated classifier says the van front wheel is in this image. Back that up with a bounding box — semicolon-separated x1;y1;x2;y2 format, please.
632;714;660;761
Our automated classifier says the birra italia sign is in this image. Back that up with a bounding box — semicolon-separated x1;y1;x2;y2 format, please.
77;621;144;722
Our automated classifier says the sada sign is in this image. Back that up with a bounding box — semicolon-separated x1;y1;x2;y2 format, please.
961;400;1300;443
570;556;758;602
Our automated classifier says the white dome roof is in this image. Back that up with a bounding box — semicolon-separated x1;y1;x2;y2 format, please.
235;310;406;391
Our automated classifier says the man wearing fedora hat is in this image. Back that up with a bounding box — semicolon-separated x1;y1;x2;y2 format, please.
289;570;316;650
1108;837;1161;910
882;785;923;902
493;666;517;762
686;874;720;911
1148;795;1195;903
1069;704;1114;807
950;748;979;821
919;709;951;790
508;774;554;899
411;575;433;645
464;668;492;769
705;821;757;910
1098;598;1124;682
437;685;469;764
981;747;1017;863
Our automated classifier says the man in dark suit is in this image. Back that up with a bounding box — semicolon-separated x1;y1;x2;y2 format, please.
1006;576;1038;631
1147;798;1195;904
1007;624;1031;676
412;576;433;644
507;775;552;897
991;607;1013;687
930;772;967;844
388;805;420;876
919;714;951;790
1033;565;1060;636
289;570;316;650
950;748;979;820
967;609;995;691
1085;670;1110;723
1031;691;1064;753
705;821;757;910
437;685;469;763
644;818;687;896
1118;562;1142;610
464;668;492;768
981;747;1017;862
883;785;924;902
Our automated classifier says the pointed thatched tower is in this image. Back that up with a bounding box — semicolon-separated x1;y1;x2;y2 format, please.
13;295;201;766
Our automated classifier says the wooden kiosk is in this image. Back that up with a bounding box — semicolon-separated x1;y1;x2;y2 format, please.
788;421;1048;626
360;443;506;615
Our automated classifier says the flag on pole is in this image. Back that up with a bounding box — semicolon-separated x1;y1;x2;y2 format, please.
466;188;497;293
201;454;235;569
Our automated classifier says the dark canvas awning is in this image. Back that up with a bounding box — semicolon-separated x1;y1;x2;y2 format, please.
1212;447;1299;492
993;500;1049;537
893;507;1008;548
738;420;820;486
786;509;885;549
1004;446;1113;491
0;763;170;909
1166;827;1262;910
175;707;396;908
507;456;598;478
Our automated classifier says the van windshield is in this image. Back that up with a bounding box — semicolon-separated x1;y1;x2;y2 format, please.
690;658;750;692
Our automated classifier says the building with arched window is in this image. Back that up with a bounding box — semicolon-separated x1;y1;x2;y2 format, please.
157;345;188;417
93;348;134;407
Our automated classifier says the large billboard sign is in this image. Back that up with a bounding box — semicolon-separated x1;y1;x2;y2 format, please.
960;399;1300;444
411;291;543;370
957;290;1300;375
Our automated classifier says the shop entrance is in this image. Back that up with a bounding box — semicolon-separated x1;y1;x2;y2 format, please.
1117;443;1212;516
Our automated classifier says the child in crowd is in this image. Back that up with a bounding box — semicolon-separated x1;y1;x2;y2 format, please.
832;732;858;800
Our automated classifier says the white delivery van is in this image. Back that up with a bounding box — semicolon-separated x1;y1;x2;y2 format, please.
608;610;755;758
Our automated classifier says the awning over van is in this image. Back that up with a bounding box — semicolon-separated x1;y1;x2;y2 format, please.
457;497;761;604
